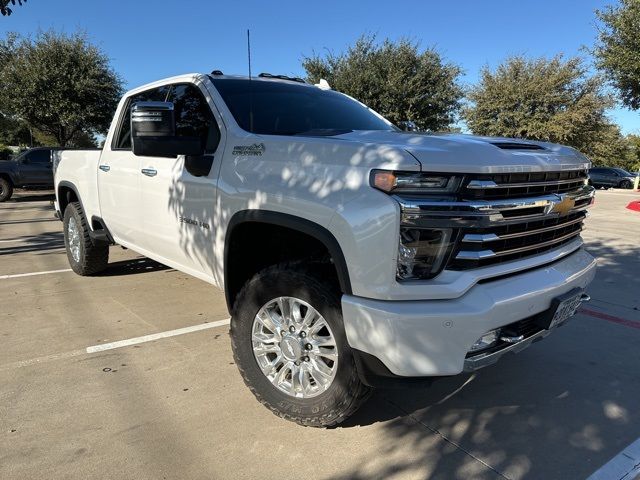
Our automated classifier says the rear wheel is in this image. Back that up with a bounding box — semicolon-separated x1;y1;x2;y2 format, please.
230;263;371;427
63;202;109;275
0;177;13;202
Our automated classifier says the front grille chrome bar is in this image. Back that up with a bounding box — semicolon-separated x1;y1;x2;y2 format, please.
398;185;595;228
467;178;587;190
455;227;584;261
461;215;585;243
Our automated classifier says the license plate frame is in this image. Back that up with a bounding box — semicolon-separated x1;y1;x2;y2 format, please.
539;288;584;330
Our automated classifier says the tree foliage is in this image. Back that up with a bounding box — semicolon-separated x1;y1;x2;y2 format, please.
0;31;123;146
625;134;640;171
0;0;26;16
462;55;624;165
593;0;640;110
303;35;463;131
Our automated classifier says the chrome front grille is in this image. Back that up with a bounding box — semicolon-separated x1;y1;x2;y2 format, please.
397;171;595;274
465;170;588;200
449;211;586;269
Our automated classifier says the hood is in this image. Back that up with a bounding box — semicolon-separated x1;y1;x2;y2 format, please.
335;131;591;174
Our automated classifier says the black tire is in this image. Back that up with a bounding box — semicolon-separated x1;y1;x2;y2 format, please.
0;177;13;202
620;179;632;189
63;202;109;275
231;263;371;427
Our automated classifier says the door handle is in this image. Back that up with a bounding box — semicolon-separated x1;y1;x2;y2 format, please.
141;168;157;177
99;165;110;172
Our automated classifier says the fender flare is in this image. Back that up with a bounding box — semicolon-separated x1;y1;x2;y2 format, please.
0;170;17;185
224;210;353;309
57;180;84;215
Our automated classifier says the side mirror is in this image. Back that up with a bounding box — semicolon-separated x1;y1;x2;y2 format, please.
131;101;204;158
398;121;418;132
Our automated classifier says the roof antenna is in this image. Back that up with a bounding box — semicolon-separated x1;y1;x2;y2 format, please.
247;29;254;133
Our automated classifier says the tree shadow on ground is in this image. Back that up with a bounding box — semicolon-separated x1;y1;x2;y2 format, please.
8;192;56;203
0;231;64;255
328;237;640;480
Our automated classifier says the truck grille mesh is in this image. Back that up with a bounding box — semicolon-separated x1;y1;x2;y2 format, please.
464;170;588;200
448;170;589;270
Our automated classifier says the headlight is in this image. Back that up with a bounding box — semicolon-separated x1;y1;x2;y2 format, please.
371;170;462;194
397;227;455;280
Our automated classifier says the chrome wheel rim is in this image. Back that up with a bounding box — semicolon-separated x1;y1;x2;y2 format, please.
252;296;339;398
67;216;81;263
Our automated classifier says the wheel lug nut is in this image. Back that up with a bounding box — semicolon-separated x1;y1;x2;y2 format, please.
303;356;309;362
305;343;312;350
280;330;286;336
299;331;306;338
289;326;295;333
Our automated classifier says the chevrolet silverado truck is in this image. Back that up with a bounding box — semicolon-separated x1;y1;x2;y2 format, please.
53;72;596;427
0;147;58;202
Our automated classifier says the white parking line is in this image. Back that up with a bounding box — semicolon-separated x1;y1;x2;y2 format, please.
0;268;73;280
86;318;231;353
586;437;640;480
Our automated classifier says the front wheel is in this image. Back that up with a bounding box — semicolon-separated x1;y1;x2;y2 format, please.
63;202;109;275
620;179;632;189
230;263;371;427
0;177;13;202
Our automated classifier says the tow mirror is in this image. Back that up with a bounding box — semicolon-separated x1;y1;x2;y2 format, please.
131;101;204;158
398;120;418;132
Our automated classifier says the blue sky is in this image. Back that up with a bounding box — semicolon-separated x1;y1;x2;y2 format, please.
1;0;638;134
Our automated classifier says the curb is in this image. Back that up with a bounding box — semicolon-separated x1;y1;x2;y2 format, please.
626;200;640;212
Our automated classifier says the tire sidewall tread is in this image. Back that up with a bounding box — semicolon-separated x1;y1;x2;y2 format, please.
0;177;13;202
63;202;109;275
230;263;371;427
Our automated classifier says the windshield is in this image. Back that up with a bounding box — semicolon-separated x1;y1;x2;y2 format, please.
210;78;394;136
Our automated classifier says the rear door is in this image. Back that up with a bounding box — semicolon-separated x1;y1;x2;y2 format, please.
97;85;171;247
138;82;224;281
18;149;53;185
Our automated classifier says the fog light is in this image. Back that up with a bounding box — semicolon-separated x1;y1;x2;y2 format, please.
469;329;500;353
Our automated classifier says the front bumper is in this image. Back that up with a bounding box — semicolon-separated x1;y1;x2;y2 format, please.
342;247;596;377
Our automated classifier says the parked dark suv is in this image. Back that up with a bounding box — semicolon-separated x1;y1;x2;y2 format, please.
0;147;59;202
588;167;637;190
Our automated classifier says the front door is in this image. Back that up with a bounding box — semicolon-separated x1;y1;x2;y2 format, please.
138;82;223;282
98;85;171;247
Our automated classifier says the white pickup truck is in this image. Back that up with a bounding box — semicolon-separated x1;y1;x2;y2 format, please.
54;72;596;426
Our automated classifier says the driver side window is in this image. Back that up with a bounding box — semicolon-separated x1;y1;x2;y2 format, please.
112;83;220;153
168;84;221;153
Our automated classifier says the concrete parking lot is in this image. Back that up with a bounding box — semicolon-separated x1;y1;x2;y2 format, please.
1;189;639;480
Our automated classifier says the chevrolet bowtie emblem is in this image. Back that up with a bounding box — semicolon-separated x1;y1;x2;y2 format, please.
551;195;575;216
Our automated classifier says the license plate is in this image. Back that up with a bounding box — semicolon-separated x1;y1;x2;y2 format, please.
547;290;584;329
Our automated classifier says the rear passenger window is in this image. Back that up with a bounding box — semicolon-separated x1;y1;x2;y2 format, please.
26;150;50;164
168;84;220;153
113;85;171;150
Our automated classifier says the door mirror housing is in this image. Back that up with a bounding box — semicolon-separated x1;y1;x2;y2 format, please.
131;101;204;158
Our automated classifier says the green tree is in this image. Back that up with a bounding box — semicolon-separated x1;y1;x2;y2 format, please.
0;31;123;146
625;134;640;171
593;0;640;110
303;35;463;131
463;55;622;165
1;0;26;16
